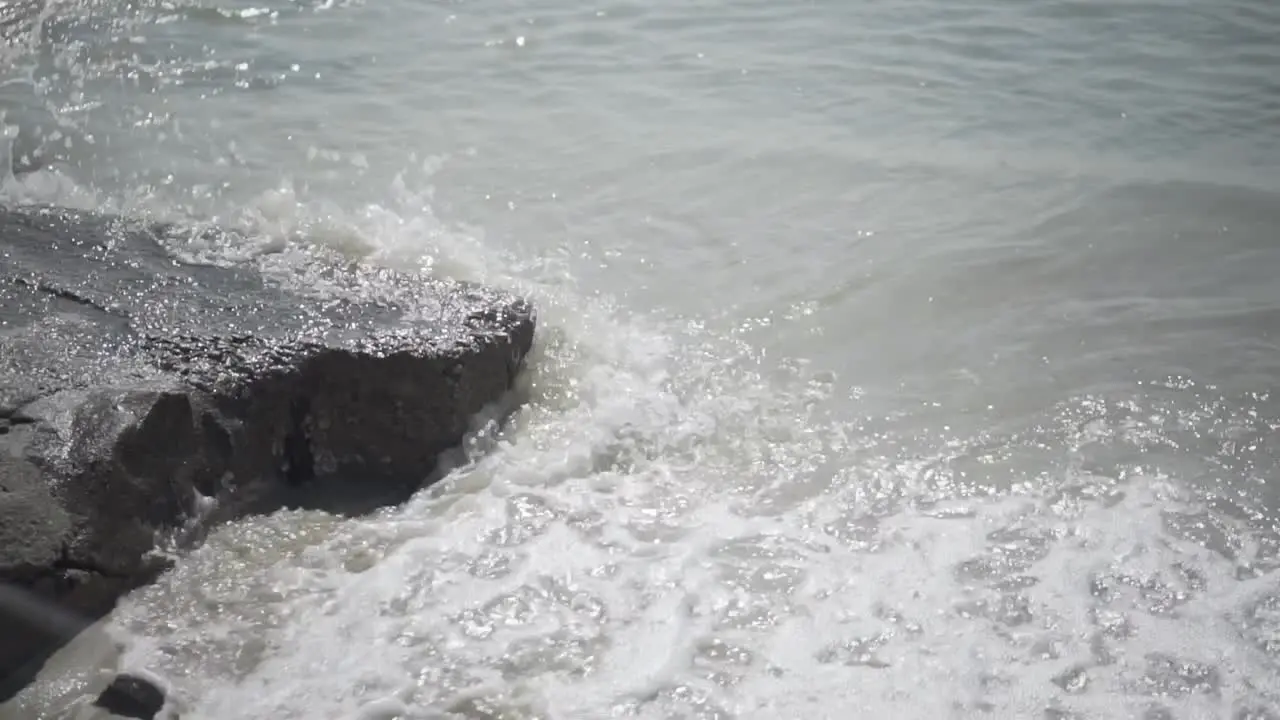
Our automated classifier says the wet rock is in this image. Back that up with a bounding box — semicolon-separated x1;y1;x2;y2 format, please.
0;0;42;44
0;204;536;696
93;673;166;720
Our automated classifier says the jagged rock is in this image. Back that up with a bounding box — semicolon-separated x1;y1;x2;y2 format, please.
0;204;536;697
93;673;167;720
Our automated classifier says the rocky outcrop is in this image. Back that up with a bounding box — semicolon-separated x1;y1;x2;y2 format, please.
0;205;535;698
93;673;167;719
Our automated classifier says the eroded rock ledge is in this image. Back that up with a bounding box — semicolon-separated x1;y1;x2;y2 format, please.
0;205;536;699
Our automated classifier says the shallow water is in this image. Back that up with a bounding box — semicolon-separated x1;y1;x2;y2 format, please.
3;0;1280;718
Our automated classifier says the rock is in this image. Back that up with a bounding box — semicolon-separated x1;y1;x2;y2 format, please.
0;204;536;697
93;673;167;719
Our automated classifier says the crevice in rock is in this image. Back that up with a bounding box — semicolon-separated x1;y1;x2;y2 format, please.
0;407;34;421
0;415;34;435
282;396;314;487
53;547;133;581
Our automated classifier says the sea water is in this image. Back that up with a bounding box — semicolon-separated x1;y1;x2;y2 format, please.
2;0;1280;717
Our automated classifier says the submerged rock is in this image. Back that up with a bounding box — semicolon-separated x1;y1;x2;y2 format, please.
93;673;167;720
0;205;536;697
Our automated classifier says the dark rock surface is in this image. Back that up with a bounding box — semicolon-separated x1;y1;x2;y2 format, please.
0;204;536;698
93;673;167;720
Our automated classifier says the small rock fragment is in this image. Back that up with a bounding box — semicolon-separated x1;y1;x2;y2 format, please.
93;673;166;719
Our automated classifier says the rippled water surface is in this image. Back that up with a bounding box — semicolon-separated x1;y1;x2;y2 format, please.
3;0;1280;718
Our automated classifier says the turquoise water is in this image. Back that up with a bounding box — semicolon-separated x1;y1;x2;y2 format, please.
3;0;1280;717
